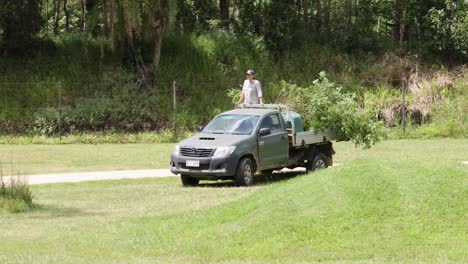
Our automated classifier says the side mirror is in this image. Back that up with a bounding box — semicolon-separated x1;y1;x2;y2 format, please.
258;128;271;136
197;126;204;132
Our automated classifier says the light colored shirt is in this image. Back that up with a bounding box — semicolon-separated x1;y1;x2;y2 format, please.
242;80;263;104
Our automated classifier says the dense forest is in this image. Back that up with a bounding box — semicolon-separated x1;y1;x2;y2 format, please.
0;0;466;138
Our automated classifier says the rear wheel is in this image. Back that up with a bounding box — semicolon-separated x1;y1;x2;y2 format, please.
235;158;254;186
180;174;199;186
306;152;328;172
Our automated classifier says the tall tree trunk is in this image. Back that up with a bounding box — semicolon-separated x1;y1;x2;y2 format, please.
63;0;70;32
377;16;381;37
219;0;230;30
324;0;331;33
80;0;85;32
399;8;406;50
86;0;97;35
302;0;309;24
122;0;135;51
315;0;322;32
109;0;115;54
149;0;169;69
323;0;336;34
101;0;109;61
102;0;109;36
345;0;352;26
393;0;402;45
54;0;61;35
232;0;239;21
46;0;49;34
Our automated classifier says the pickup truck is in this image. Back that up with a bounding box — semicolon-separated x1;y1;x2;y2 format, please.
170;104;335;186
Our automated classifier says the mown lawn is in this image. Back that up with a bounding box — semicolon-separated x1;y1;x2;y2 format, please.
0;140;467;263
0;144;174;175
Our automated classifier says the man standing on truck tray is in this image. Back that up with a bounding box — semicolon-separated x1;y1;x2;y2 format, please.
236;69;263;107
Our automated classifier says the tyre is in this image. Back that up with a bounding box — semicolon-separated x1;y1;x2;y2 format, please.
234;158;254;186
180;174;199;186
305;152;328;172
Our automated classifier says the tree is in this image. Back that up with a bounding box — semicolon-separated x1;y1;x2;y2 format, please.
220;0;230;29
54;0;61;34
0;0;43;53
63;0;70;32
193;0;218;32
80;0;85;32
176;0;196;33
428;0;468;59
263;0;296;56
147;0;170;68
234;0;259;34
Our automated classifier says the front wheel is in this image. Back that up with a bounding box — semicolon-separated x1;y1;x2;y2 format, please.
234;158;254;186
180;174;199;186
305;153;328;172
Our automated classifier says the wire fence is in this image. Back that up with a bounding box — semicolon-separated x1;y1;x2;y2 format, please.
0;79;250;136
0;81;183;136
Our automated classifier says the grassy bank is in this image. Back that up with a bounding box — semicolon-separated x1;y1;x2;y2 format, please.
1;33;466;136
0;140;466;263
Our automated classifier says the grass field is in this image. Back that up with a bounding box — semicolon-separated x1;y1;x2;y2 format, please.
0;140;467;263
0;144;174;175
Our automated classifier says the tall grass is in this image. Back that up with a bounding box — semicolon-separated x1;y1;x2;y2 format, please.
0;167;34;213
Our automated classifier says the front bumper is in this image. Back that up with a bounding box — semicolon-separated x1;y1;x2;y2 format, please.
170;152;239;178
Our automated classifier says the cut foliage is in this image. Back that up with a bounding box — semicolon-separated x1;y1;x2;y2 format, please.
276;72;385;148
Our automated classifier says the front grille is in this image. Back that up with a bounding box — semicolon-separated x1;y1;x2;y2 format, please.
179;163;211;170
180;147;214;157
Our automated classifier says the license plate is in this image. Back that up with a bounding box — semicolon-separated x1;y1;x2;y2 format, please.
186;160;200;167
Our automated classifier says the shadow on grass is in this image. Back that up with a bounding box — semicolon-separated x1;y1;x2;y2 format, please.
24;204;106;219
197;171;305;188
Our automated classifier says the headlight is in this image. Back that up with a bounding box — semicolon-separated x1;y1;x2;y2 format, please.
213;146;236;157
173;145;180;153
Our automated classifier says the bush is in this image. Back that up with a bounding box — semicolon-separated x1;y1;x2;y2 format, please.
0;174;34;213
30;71;159;136
276;72;386;149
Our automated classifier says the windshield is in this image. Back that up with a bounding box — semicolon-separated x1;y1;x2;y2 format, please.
202;114;260;135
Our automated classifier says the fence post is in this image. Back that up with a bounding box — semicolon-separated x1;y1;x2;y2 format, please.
58;81;62;140
401;79;406;133
173;80;177;137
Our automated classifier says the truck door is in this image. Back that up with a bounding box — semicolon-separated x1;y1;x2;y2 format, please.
258;113;289;169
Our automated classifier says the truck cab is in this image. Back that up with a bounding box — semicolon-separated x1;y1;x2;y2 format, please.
170;104;335;186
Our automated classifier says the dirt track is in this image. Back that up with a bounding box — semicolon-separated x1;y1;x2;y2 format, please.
3;169;175;185
2;164;342;185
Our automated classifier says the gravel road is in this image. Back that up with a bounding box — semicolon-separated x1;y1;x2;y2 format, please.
2;164;343;185
3;169;175;185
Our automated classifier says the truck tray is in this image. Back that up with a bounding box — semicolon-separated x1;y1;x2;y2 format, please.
293;129;336;147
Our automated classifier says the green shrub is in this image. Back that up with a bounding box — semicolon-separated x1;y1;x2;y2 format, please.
29;71;159;136
276;72;386;149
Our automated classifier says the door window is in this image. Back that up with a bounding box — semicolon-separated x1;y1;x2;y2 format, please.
260;114;282;134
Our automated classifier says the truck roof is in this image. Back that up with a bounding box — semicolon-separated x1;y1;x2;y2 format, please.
223;108;278;116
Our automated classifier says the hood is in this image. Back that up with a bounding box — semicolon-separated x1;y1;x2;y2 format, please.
177;133;251;148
